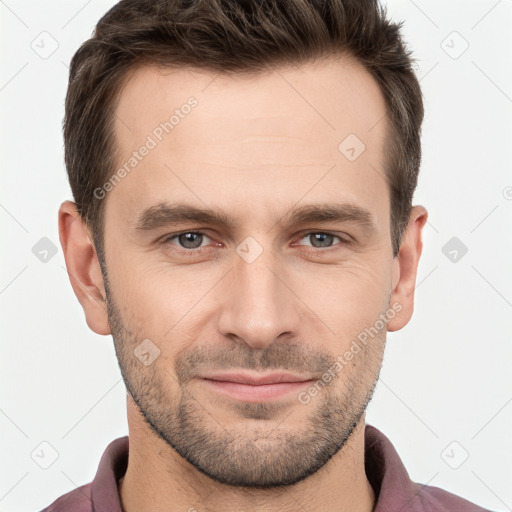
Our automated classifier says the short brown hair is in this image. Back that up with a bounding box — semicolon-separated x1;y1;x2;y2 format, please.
64;0;423;261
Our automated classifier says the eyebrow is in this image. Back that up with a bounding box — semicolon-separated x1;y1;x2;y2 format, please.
134;201;376;233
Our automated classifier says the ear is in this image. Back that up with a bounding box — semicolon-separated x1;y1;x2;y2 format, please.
387;205;428;332
58;200;111;335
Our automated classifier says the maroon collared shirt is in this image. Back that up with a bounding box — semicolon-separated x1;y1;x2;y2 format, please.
40;424;493;511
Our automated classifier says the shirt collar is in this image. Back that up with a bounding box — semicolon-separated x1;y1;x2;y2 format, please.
90;424;425;511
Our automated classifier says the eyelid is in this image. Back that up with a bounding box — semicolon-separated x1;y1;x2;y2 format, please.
291;231;351;248
161;230;215;249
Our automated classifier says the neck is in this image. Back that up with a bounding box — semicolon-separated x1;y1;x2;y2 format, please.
119;405;375;512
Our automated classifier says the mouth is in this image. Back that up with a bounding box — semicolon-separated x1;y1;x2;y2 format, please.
198;372;316;403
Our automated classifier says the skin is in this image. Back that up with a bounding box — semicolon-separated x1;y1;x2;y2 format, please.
59;55;427;512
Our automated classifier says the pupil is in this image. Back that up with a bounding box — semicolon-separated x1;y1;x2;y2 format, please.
312;233;331;247
180;233;202;248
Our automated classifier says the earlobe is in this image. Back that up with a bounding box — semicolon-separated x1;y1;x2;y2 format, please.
387;205;428;333
58;200;111;335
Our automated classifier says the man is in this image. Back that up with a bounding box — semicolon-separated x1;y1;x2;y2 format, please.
43;0;492;510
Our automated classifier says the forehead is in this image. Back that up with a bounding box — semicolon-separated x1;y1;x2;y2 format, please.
108;57;389;228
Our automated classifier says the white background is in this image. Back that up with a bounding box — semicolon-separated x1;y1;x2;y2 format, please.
1;0;511;510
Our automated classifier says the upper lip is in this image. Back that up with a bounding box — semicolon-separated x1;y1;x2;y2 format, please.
200;372;315;386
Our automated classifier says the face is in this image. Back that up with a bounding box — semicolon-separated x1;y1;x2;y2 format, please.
94;56;401;487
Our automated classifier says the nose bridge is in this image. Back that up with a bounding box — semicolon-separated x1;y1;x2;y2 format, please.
216;242;299;349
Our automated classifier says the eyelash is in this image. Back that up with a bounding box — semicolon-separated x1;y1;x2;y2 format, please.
160;230;350;254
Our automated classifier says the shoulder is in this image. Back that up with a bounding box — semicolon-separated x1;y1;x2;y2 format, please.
38;482;92;512
364;424;495;512
415;482;496;512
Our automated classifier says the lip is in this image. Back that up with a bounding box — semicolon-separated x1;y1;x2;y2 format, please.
198;372;316;403
201;372;315;386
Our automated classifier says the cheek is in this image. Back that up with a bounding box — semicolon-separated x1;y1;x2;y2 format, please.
108;237;393;348
109;253;218;351
301;254;392;339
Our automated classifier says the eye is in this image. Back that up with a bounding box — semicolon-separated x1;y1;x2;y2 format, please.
160;230;349;254
162;231;213;250
294;232;347;250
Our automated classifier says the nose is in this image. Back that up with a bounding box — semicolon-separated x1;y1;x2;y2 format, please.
216;250;301;350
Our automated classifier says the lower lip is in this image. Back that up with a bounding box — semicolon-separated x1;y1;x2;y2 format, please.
200;379;314;402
